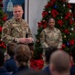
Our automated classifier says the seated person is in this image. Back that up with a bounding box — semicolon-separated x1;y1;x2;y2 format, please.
0;49;11;75
13;44;31;74
4;43;17;73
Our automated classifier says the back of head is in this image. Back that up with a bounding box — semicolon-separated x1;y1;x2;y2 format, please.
15;70;45;75
50;50;70;73
71;45;75;63
0;49;4;67
45;46;57;64
7;42;17;57
15;44;31;65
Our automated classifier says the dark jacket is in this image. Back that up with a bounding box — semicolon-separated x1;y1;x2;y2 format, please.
70;65;75;75
42;66;51;75
4;57;17;73
0;67;11;75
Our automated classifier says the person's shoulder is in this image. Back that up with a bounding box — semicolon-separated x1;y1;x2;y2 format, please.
55;27;61;32
4;18;13;25
42;27;48;32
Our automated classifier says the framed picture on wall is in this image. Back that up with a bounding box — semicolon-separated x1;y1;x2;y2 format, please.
3;0;25;19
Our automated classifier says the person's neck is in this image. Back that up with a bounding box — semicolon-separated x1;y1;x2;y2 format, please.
15;18;22;22
49;27;54;30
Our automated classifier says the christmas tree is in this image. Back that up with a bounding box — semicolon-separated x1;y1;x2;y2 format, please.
0;0;7;50
34;0;75;59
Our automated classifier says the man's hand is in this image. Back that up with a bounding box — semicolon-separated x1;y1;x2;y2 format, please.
19;37;33;44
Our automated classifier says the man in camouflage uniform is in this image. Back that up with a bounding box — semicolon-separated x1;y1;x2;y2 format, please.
1;5;33;45
40;17;62;49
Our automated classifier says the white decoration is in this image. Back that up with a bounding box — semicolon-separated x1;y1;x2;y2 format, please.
63;4;65;7
69;10;72;12
71;28;74;31
49;11;51;13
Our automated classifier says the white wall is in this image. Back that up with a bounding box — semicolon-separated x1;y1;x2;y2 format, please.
28;0;48;40
69;0;75;3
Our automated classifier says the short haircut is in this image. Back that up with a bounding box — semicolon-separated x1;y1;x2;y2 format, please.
47;17;55;23
0;49;4;67
13;4;23;10
7;43;17;57
45;46;57;64
15;44;31;65
71;45;75;63
50;50;70;73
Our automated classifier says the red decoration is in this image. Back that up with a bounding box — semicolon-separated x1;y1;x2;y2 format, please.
30;59;44;70
69;18;74;25
64;29;70;34
45;2;54;8
0;26;2;32
42;11;48;17
38;22;42;28
62;44;66;49
64;12;73;20
0;40;6;48
2;16;7;21
67;3;72;8
51;9;59;18
69;39;75;46
57;19;63;26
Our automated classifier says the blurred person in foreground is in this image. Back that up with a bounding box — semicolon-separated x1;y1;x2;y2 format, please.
13;44;31;74
4;43;17;74
0;49;11;75
70;45;75;75
50;50;70;75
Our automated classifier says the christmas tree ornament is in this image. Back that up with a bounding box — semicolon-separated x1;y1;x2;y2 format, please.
54;5;57;9
63;4;65;7
66;42;70;46
72;18;74;20
61;16;63;19
48;11;51;13
69;9;72;13
64;35;66;38
71;28;74;31
43;20;45;22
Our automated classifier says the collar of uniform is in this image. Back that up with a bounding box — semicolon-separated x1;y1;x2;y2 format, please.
47;27;56;32
12;17;23;23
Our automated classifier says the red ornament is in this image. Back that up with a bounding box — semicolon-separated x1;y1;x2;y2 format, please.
0;26;2;32
67;3;72;8
45;2;54;8
64;29;70;34
2;16;7;21
38;22;42;28
42;11;48;17
30;59;44;70
69;18;74;25
62;44;66;49
57;19;63;26
51;9;59;18
69;39;75;46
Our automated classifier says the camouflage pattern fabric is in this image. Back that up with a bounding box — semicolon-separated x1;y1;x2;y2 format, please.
40;27;62;49
1;17;33;44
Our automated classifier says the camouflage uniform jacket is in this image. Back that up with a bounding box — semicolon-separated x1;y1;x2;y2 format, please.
1;17;33;44
40;27;62;49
